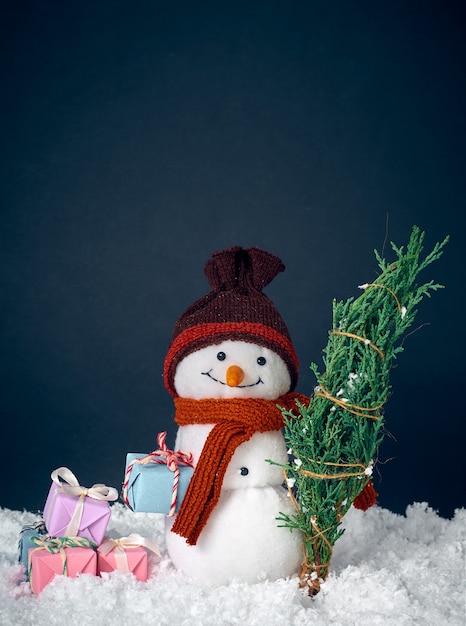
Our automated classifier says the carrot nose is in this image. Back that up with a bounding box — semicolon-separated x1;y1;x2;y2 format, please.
226;365;245;387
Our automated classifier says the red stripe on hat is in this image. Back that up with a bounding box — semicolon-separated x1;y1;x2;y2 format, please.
163;322;299;396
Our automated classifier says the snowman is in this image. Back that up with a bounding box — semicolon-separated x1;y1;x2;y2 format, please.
162;246;309;584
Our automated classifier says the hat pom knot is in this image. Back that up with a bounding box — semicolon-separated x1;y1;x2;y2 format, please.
205;247;285;293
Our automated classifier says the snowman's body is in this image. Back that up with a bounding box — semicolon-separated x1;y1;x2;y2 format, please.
164;340;303;584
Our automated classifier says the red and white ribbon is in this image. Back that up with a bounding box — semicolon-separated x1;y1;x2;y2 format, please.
50;467;119;537
122;431;193;517
98;534;160;572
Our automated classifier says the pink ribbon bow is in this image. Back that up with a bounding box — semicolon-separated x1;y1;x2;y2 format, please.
122;431;193;517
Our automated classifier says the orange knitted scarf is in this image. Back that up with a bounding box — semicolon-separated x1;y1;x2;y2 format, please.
170;393;309;545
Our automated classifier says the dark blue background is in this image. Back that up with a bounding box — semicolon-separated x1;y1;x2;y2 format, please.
1;1;464;518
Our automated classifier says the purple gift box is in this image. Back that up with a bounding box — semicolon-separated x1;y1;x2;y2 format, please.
43;467;118;546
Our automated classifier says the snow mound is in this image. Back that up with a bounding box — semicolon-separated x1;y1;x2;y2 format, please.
1;503;464;626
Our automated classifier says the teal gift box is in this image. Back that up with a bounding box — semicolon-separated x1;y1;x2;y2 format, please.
122;433;194;515
18;521;49;579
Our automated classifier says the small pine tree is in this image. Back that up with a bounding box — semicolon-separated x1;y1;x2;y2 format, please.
278;226;448;595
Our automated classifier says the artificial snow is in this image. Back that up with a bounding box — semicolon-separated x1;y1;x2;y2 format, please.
1;503;464;625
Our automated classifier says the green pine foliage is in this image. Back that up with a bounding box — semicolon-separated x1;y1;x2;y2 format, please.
279;226;449;595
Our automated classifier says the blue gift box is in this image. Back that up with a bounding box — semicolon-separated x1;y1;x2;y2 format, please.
18;521;49;579
124;452;194;514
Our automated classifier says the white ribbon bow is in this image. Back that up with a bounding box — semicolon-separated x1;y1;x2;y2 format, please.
51;467;119;500
98;534;161;573
50;467;118;537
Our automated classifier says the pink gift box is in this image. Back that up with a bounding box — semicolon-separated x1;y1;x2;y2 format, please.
97;546;148;581
29;546;97;594
43;467;118;545
96;534;160;582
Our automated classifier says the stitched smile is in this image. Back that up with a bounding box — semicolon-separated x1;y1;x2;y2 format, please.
202;370;264;387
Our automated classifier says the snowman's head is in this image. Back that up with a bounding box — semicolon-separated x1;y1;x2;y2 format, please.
173;339;292;400
164;246;300;397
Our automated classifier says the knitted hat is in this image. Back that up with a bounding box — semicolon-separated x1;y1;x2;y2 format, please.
163;246;299;396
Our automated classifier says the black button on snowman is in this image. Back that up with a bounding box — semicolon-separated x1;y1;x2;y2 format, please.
162;247;309;584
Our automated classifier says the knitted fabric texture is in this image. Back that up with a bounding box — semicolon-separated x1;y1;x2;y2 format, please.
353;480;378;511
170;393;310;545
163;247;299;396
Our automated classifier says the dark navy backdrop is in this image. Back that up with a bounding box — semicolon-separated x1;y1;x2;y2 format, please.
1;1;465;517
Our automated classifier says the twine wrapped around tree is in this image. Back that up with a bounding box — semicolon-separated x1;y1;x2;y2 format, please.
278;226;448;595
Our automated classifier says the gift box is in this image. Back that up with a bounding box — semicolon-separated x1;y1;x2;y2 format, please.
18;521;49;579
122;432;194;515
97;534;160;581
43;467;118;545
28;536;97;594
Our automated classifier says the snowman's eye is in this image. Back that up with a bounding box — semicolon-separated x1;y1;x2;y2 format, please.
257;356;266;366
217;352;226;361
